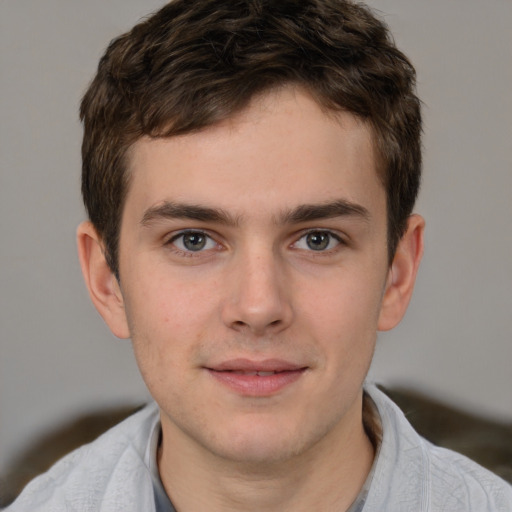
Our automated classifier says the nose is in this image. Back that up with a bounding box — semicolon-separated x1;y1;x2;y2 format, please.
221;247;293;337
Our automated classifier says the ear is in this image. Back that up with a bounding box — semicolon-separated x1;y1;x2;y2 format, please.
378;214;425;331
76;221;130;339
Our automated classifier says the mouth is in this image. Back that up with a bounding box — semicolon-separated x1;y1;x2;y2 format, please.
205;359;308;396
225;370;286;376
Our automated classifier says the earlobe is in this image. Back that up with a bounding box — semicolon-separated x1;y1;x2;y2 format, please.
378;214;425;331
76;221;130;339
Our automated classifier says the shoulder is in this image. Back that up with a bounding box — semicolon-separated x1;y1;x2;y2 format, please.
365;384;512;512
5;402;159;512
426;442;512;511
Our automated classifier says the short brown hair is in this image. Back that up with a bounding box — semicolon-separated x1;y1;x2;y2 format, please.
80;0;422;276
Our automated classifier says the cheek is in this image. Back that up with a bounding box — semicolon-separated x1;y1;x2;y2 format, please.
130;265;220;329
298;269;384;356
123;269;221;377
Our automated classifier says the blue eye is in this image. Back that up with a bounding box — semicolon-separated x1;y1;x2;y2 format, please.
295;231;341;251
171;231;217;252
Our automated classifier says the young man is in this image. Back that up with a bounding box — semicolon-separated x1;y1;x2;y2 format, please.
8;0;512;511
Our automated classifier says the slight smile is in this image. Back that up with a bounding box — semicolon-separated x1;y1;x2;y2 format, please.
206;359;308;396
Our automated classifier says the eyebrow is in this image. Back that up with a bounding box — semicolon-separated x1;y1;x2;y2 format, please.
141;202;238;227
280;200;370;224
140;199;370;227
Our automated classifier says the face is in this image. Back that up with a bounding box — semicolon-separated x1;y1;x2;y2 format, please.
111;88;397;464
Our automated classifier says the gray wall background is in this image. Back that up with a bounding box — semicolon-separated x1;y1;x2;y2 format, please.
1;0;511;476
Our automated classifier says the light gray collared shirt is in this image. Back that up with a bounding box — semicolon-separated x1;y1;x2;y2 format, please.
8;385;512;511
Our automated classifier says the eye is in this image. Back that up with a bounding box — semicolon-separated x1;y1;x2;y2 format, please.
294;231;341;252
169;231;217;252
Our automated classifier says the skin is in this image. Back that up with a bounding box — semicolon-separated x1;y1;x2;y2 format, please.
78;87;424;511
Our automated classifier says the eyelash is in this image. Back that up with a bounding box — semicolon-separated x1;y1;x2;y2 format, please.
165;229;346;257
292;230;345;254
165;230;220;257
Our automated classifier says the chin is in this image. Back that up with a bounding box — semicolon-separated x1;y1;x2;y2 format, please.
207;416;316;466
216;438;298;466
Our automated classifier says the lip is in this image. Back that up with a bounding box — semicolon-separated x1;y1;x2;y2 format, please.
205;358;308;397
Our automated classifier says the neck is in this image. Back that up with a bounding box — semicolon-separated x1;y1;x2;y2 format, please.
158;394;376;512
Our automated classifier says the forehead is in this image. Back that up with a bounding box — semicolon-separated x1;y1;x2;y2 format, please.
124;87;384;221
